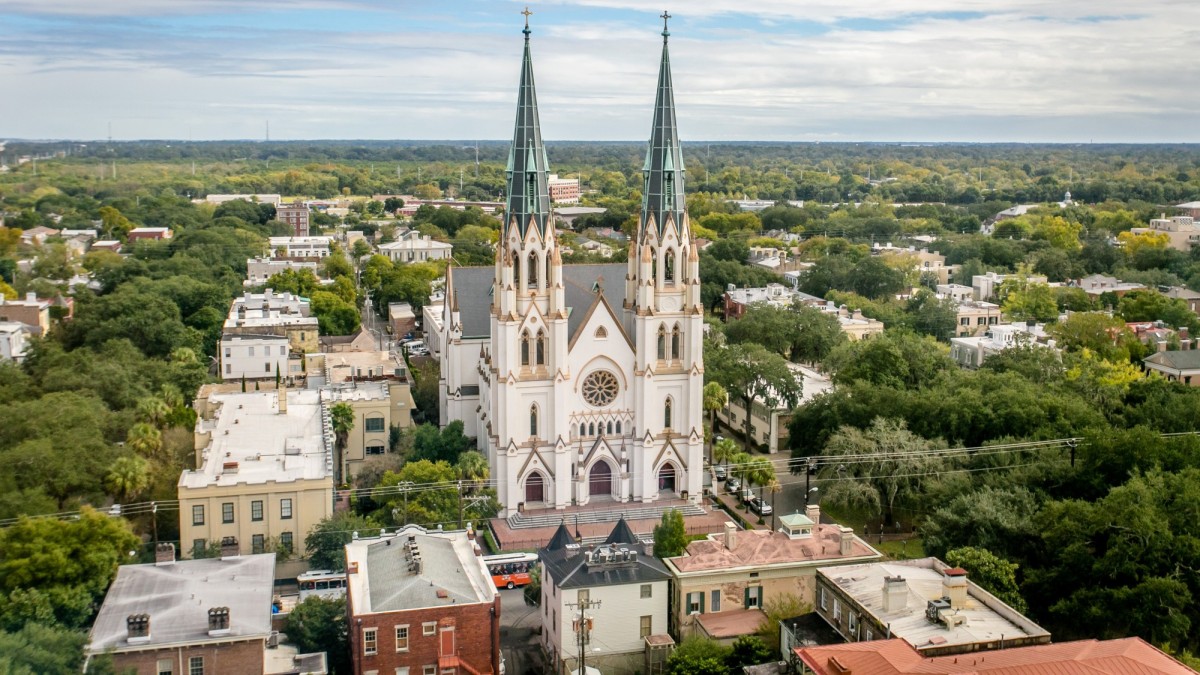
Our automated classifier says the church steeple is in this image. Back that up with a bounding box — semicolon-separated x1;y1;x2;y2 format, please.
504;10;552;241
641;11;686;236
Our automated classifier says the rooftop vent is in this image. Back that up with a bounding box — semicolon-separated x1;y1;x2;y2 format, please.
126;614;151;644
207;607;231;636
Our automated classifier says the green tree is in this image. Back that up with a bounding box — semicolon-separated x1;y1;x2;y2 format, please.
522;563;542;607
329;402;355;480
378;459;468;527
283;596;350;675
821;418;940;525
653;509;688;558
904;290;959;342
998;277;1058;323
728;635;773;670
126;422;163;458
1119;290;1200;333
1049;312;1132;362
702;382;729;454
410;421;474;464
665;636;731;675
712;438;738;470
309;290;360;335
304;511;382;571
825;330;952;389
706;342;802;450
945;546;1028;613
104;455;150;503
0;622;89;674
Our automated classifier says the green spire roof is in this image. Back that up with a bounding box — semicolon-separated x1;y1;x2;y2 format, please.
504;22;552;239
641;16;686;236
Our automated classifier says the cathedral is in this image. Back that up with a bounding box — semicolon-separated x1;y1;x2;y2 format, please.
435;16;703;518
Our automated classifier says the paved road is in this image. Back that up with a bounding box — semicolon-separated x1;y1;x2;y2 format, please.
499;587;546;675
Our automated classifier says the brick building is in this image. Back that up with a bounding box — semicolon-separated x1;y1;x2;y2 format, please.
346;525;501;675
277;203;311;237
85;546;280;675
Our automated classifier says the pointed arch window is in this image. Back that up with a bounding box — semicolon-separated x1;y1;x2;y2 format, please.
607;421;614;435
530;404;539;437
657;325;667;361
520;330;530;367
664;250;675;283
664;397;673;429
671;324;682;361
511;253;519;287
545;255;552;288
528;253;539;288
580;423;586;438
616;420;622;434
588;422;595;436
536;330;546;366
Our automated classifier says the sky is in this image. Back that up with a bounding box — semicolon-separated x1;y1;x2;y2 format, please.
1;0;1198;143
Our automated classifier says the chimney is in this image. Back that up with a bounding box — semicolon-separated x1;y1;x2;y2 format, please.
943;567;969;609
724;522;737;551
881;576;908;613
278;386;288;414
126;614;151;643
220;536;239;559
838;526;854;556
806;504;821;525
1158;340;1168;353
155;543;175;566
1183;339;1194;351
207;607;231;636
1181;327;1190;342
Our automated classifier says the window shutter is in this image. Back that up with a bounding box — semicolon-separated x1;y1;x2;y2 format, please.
744;587;749;608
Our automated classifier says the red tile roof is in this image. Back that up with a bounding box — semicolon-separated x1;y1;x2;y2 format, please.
695;608;768;639
795;638;1196;675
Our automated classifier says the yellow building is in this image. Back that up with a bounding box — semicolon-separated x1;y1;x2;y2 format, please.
179;386;333;573
664;508;880;644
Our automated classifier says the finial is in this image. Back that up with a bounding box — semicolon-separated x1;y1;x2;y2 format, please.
660;10;671;40
522;6;533;37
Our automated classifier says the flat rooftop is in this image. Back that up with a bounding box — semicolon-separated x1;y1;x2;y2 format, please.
88;553;275;654
345;526;495;616
668;524;880;575
322;351;406;384
181;389;330;490
817;558;1049;652
323;381;390;402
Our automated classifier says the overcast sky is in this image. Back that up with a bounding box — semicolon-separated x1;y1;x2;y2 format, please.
2;0;1198;143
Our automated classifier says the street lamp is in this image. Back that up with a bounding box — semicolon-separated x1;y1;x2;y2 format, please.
805;487;819;506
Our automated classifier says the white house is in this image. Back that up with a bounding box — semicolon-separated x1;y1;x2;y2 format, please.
220;334;290;381
245;257;320;287
434;28;704;517
950;323;1057;368
0;322;29;362
377;233;453;263
540;520;671;674
268;236;333;259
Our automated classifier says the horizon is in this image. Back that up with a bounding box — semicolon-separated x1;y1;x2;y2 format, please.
3;1;1199;143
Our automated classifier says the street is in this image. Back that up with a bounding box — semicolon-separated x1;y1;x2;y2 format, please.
498;587;546;675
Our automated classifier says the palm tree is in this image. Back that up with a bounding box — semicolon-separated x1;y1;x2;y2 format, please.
731;451;752;510
457;451;489;492
136;396;170;428
766;478;783;530
713;438;739;470
747;456;776;516
702;382;729;461
105;455;150;503
126;422;163;458
329;402;355;483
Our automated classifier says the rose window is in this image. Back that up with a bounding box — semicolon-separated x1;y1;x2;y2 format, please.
582;370;619;407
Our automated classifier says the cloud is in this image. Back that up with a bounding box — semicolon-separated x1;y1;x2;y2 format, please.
1;1;1198;141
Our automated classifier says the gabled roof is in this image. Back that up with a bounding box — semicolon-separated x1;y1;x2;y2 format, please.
1144;349;1200;371
538;520;671;590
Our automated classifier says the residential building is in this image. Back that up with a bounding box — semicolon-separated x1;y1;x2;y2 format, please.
1130;215;1200;252
715;363;830;453
388;302;417;337
540;520;672;674
874;244;951;284
972;272;1047;302
179;387;332;566
950;323;1057;368
665;510;881;644
220;334;291;381
319;328;379;354
813;557;1049;656
85;547;288;675
276;203;310;237
1143;349;1200;385
128;227;173;241
1175;201;1200;219
1074;273;1145;298
1127;322;1180;349
268;236;333;259
834;306;886;341
723;284;824;320
0;292;51;335
60;228;98;240
0;321;29;362
951;299;1002;337
92;239;123;253
935;283;973;302
548;173;581;203
323;382;408;479
795;639;1196;675
434;26;705;517
224;290;319;354
19;225;59;245
345;525;501;675
378;234;453;263
245;257;319;287
554;206;606;228
205;193;283;207
1165;286;1200;315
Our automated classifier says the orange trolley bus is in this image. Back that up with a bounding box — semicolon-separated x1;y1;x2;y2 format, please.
482;552;538;589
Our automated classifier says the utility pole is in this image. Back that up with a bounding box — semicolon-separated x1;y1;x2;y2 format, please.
568;598;601;674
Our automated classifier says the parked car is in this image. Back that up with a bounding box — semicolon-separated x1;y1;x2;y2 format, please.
739;488;755;504
713;465;727;481
750;498;773;516
725;477;741;493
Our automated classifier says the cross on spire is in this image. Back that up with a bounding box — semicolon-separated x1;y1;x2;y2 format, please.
522;6;533;36
660;10;671;39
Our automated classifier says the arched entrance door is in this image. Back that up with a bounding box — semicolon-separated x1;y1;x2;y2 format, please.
588;461;613;497
525;472;545;504
658;463;677;493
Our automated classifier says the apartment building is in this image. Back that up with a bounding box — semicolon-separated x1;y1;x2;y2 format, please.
245;257;319;287
220;334;291;381
276;203;310;237
548;174;581;203
224;290;320;354
268;236;333;259
378;234;453;263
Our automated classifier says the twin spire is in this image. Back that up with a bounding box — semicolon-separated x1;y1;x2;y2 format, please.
502;10;685;243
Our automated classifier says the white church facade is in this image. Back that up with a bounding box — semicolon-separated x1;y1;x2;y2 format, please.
435;17;705;518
